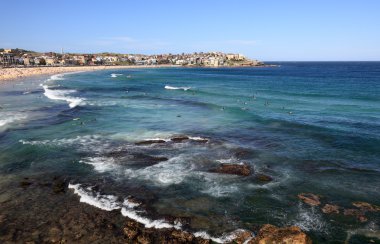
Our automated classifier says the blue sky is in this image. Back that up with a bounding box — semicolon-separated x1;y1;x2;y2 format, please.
1;0;379;61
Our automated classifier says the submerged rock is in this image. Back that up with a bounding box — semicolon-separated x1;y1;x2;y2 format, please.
20;179;33;188
250;224;312;244
255;173;273;182
297;193;321;206
170;136;190;143
344;208;368;222
321;204;340;214
352;201;380;212
211;163;252;176
135;140;166;145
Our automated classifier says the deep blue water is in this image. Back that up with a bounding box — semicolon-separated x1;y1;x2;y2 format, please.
1;62;380;243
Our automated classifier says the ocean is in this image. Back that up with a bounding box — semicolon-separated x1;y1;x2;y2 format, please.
1;62;380;243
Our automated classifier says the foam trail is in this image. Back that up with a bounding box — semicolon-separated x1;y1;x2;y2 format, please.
43;85;84;108
68;183;248;243
165;85;191;91
68;183;120;211
111;73;123;78
0;112;27;131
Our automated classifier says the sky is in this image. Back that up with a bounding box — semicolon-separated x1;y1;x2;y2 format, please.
1;0;380;61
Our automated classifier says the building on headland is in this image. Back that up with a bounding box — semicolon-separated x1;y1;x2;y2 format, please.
0;48;265;67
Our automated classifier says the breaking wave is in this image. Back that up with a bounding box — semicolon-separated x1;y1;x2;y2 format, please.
42;74;85;108
165;85;191;91
68;183;252;243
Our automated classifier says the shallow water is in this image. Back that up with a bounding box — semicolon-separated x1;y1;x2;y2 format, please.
1;63;380;243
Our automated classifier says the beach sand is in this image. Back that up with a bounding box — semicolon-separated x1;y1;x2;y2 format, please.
0;65;174;81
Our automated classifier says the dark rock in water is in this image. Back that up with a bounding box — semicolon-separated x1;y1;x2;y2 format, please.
297;193;321;206
163;215;191;229
352;201;380;212
322;204;340;214
344;208;368;222
192;138;208;143
128;153;169;167
106;149;129;157
135;140;166;145
250;224;312;244
211;163;251;176
256;173;273;182
170;136;190;143
20;179;33;188
52;178;67;194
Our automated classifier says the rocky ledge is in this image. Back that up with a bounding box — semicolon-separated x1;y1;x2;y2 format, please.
210;163;252;176
0;175;311;244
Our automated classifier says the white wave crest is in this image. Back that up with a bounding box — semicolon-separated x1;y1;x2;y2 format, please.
79;157;119;173
0;112;27;129
111;73;123;78
69;183;181;229
165;85;191;91
68;183;250;243
68;183;121;211
43;85;85;108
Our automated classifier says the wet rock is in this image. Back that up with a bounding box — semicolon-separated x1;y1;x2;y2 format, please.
297;193;321;206
133;153;168;163
250;224;312;244
192;138;208;143
352;201;380;212
137;234;151;244
232;229;254;244
170;136;190;143
20;178;33;188
211;163;252;176
45;226;62;243
52;178;67;194
255;173;273;182
344;208;368;222
123;220;140;240
171;230;194;242
135;140;166;145
322;204;340;214
106;149;129;157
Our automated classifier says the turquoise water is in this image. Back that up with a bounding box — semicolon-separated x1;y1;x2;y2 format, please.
1;63;380;242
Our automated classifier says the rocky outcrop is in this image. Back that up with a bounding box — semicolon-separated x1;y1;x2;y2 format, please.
255;174;273;182
297;193;321;206
170;136;190;143
135;140;166;145
343;208;368;223
321;204;340;214
248;224;312;244
211;163;252;176
352;201;380;212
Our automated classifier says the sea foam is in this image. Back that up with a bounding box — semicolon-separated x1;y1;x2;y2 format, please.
42;74;85;108
0;112;27;130
165;85;191;91
68;183;250;243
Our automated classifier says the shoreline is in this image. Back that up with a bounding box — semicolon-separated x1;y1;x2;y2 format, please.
0;64;276;82
0;65;175;82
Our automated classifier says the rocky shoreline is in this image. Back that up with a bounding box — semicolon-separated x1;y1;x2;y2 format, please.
0;175;311;244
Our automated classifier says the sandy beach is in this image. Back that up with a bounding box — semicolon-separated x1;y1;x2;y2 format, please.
0;65;174;81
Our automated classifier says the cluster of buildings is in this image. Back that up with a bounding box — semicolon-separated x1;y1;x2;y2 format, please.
0;49;263;67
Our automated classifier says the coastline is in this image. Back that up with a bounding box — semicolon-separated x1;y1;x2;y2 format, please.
0;64;277;82
0;65;175;82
